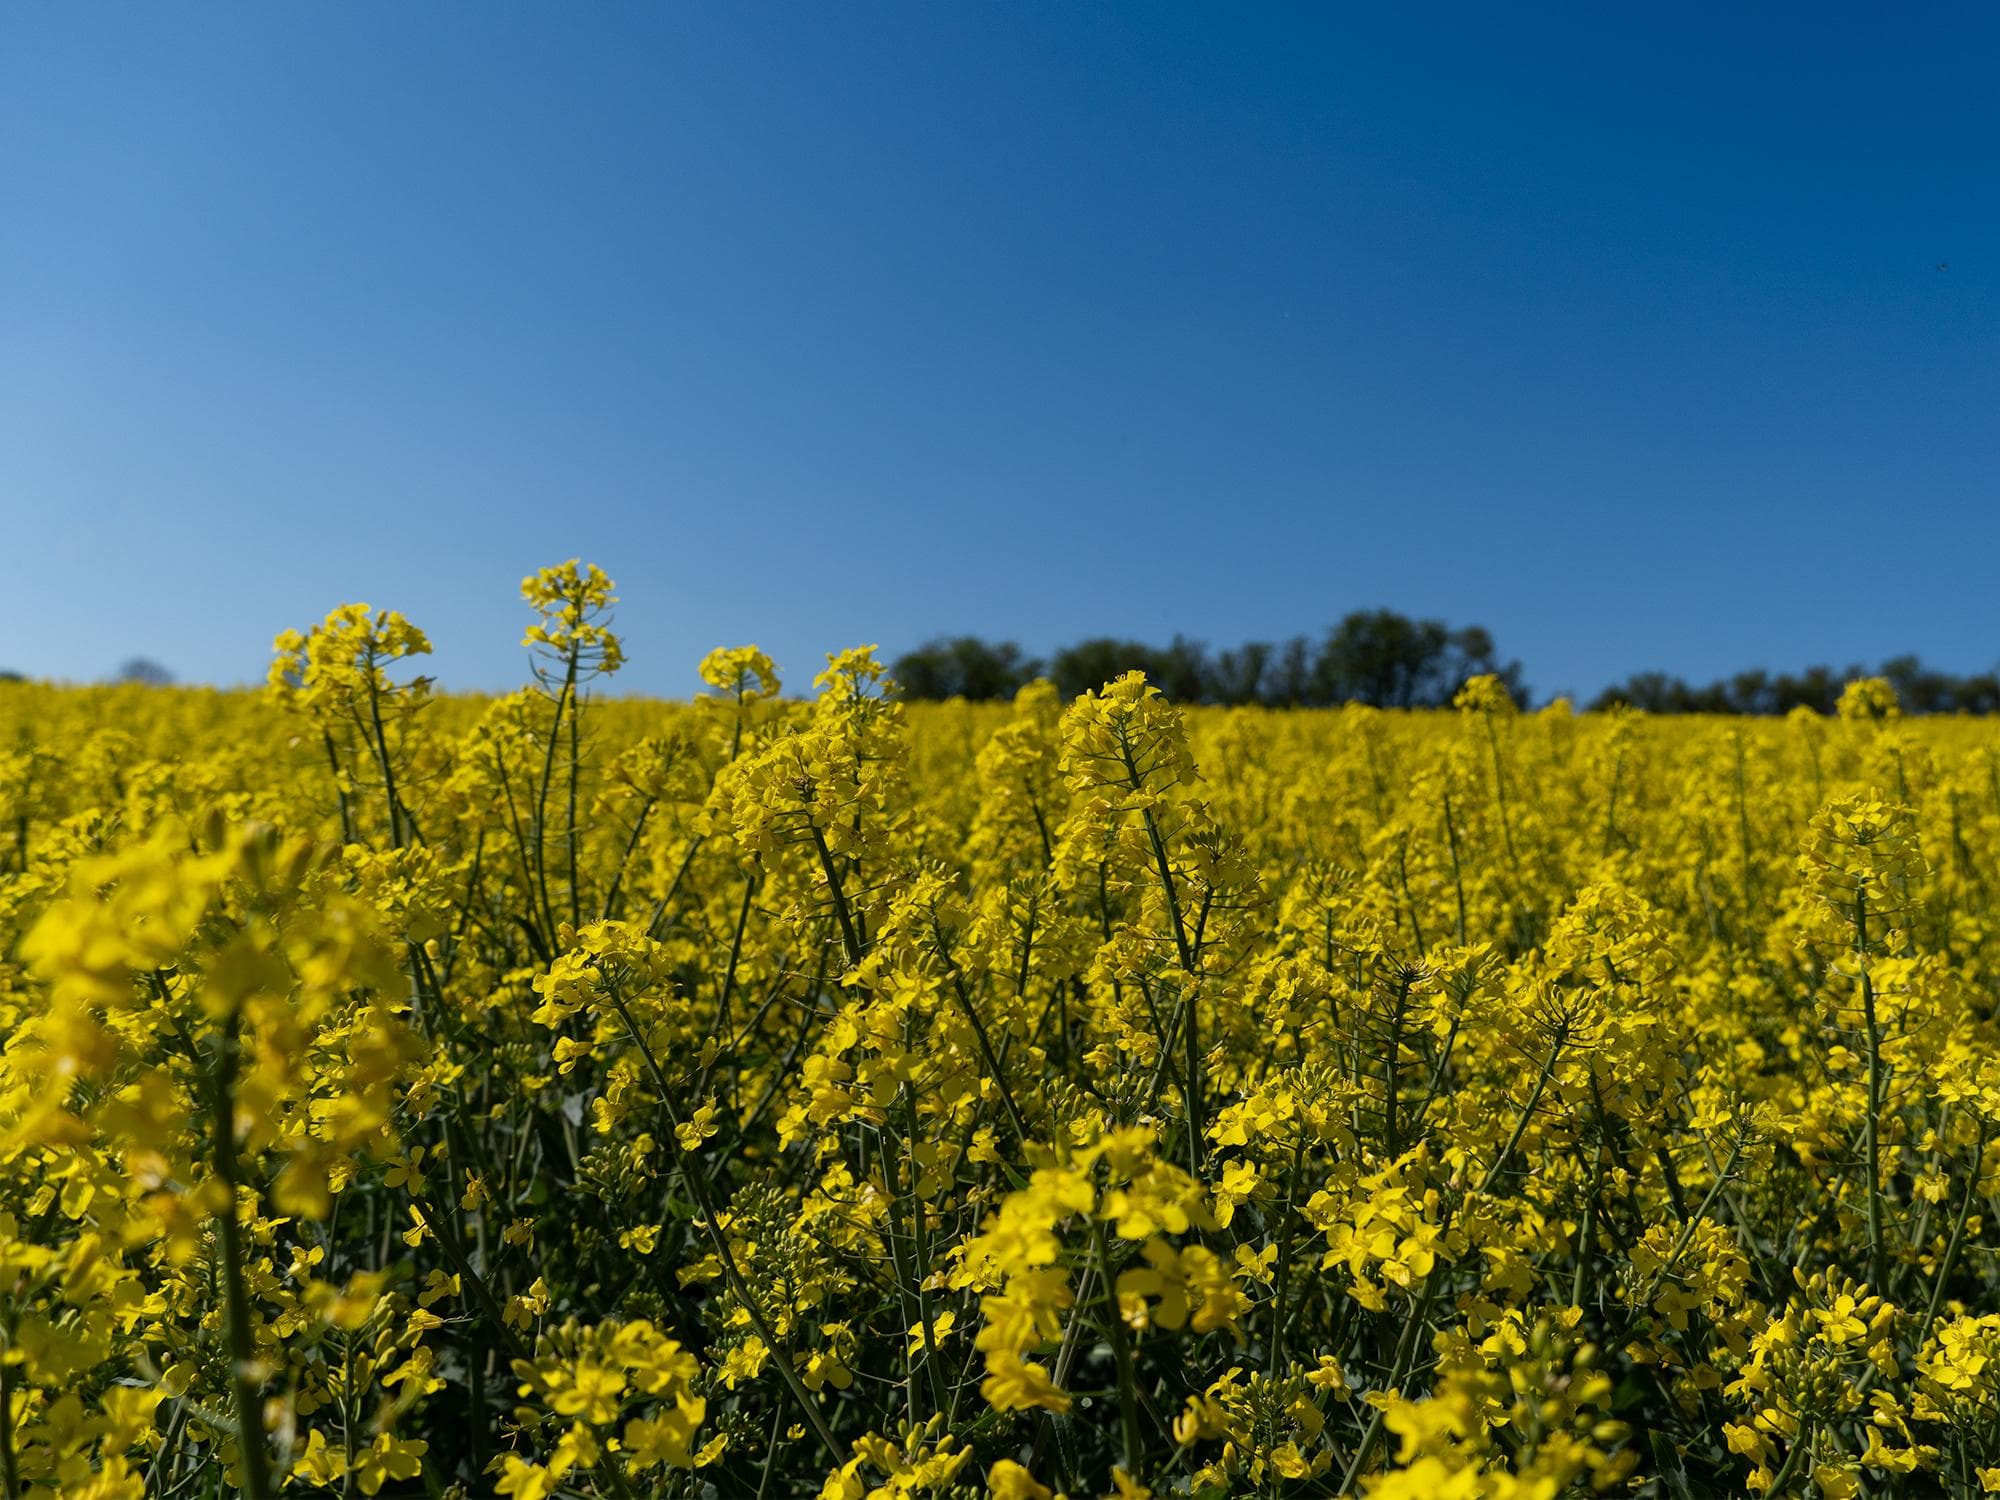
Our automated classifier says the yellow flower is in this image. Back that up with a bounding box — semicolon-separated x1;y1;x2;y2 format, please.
494;1456;555;1500
981;1350;1072;1413
353;1432;428;1495
987;1458;1054;1499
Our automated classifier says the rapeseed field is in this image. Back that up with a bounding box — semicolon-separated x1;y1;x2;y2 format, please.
6;563;1999;1498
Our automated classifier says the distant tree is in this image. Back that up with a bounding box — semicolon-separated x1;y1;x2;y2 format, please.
887;633;2000;716
1727;670;1772;715
1781;666;1854;715
1312;610;1428;707
1264;636;1314;707
1882;654;1953;714
1209;641;1272;706
891;637;1042;701
1588;672;1678;713
1439;624;1529;707
902;613;1525;706
116;657;175;686
1956;673;2000;714
1583;658;2000;715
1049;638;1166;701
1311;610;1528;709
1592;671;1733;713
1155;635;1211;703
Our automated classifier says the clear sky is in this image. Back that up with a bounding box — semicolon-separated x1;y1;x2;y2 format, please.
3;5;1995;701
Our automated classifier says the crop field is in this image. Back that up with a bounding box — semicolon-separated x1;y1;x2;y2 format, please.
8;563;2000;1499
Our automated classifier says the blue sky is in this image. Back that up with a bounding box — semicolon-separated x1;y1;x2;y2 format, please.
3;5;1994;700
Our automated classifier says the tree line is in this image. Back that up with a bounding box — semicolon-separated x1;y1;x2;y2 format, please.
893;611;2000;714
1591;655;2000;715
893;609;1529;707
7;628;1995;715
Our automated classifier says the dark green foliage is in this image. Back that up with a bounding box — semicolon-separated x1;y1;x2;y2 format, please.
891;637;1044;701
1592;656;2000;714
896;609;1529;708
896;617;2000;717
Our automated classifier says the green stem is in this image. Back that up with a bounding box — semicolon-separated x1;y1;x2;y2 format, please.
1134;800;1202;1166
1335;1270;1440;1494
901;1093;947;1417
600;796;656;922
604;987;843;1462
1571;1134;1605;1309
1382;973;1411;1158
320;728;356;847
1093;1221;1143;1473
0;1332;21;1500
530;656;578;938
206;1019;275;1500
1441;783;1468;944
808;824;864;968
362;664;405;850
1482;1032;1565;1194
566;668;583;929
1765;1423;1814;1497
716;873;757;1115
1856;889;1888;1292
416;1192;524;1359
1480;715;1520;872
1920;1130;1986;1334
1265;1127;1311;1377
